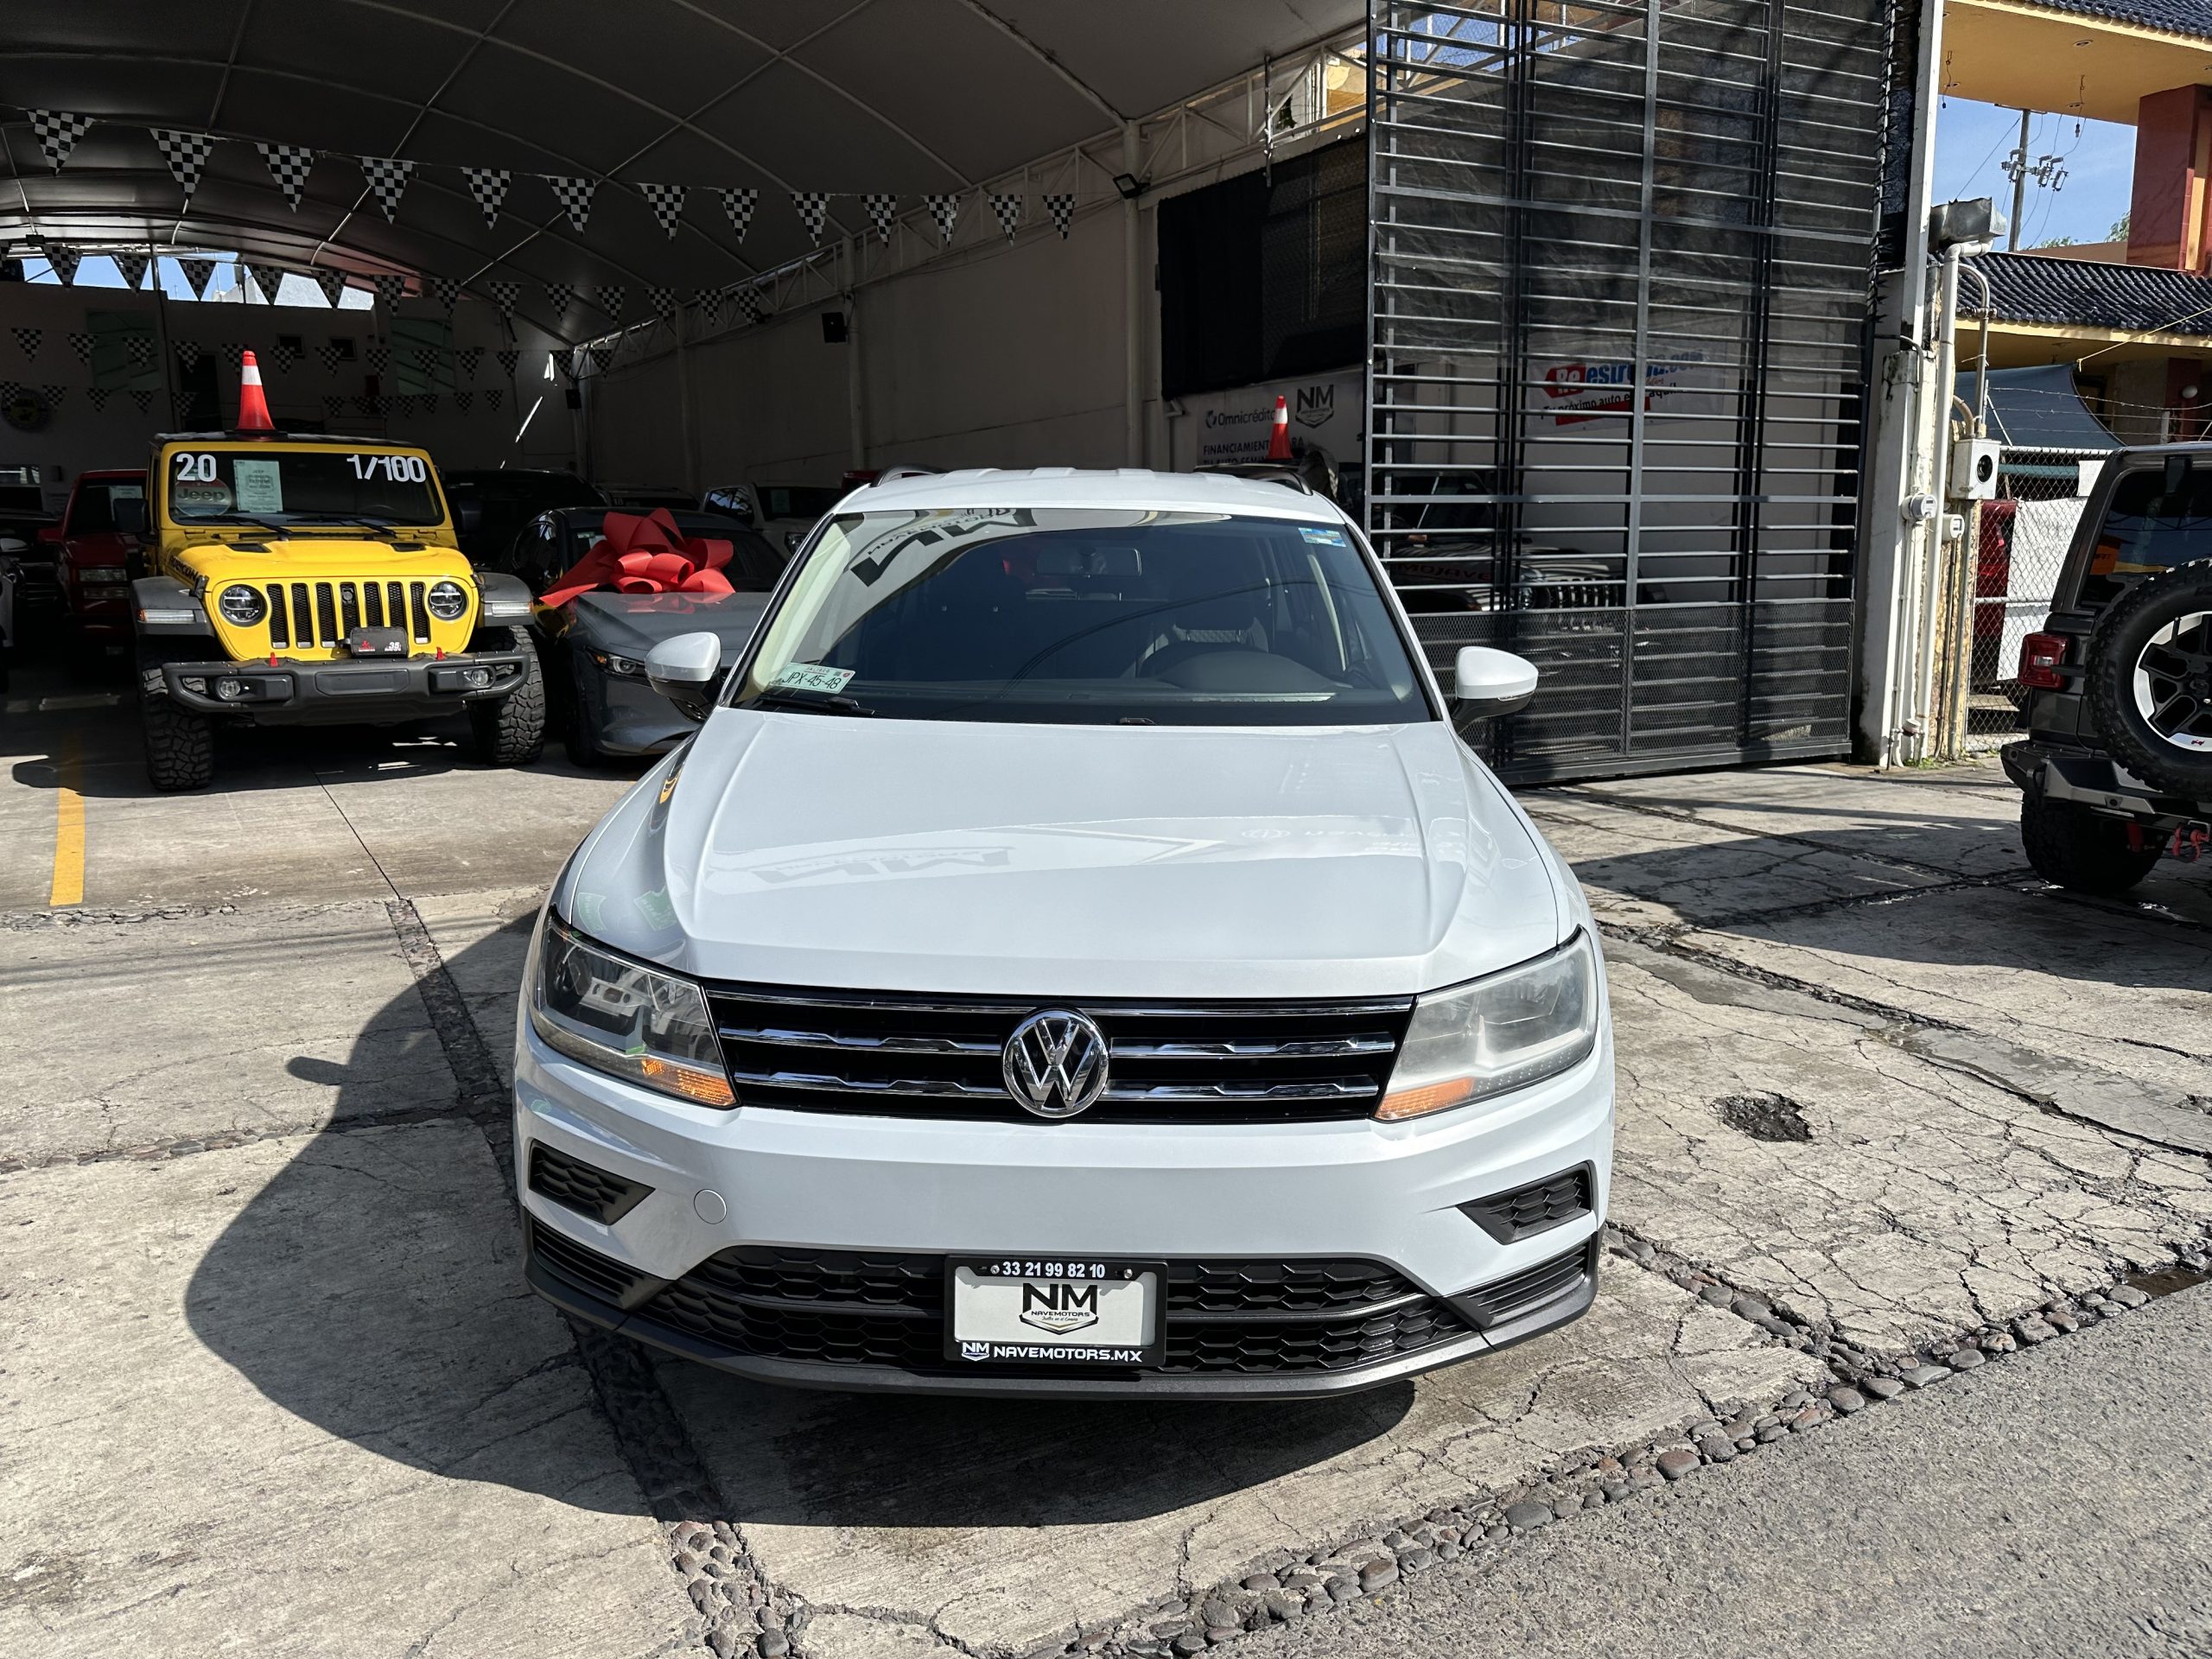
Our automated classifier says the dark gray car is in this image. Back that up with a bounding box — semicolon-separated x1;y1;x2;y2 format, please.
492;506;785;766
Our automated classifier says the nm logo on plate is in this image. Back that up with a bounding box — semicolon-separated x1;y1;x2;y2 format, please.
1019;1280;1101;1335
1001;1008;1109;1119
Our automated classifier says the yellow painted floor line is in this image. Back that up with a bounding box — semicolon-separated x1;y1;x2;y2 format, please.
49;734;86;908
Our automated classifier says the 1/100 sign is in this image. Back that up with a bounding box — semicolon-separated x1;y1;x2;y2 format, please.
346;453;429;482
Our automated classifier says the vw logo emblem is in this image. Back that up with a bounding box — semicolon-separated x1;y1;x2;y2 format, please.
1001;1009;1109;1120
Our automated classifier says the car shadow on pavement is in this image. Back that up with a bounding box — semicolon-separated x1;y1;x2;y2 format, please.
181;919;1414;1527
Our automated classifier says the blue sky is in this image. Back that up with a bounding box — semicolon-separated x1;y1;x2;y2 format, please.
1933;98;2137;248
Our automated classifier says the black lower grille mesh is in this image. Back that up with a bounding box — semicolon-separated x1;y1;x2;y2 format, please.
526;1217;644;1305
1459;1166;1593;1244
1459;1241;1594;1329
528;1142;652;1225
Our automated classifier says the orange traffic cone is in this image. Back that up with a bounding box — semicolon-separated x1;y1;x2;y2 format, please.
1266;393;1292;461
237;348;274;431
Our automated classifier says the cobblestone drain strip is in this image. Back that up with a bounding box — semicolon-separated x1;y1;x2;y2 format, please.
1046;1230;2212;1659
1;901;245;931
383;898;798;1659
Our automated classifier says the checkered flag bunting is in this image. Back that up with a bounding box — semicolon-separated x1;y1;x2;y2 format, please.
130;389;153;414
272;341;300;373
792;191;830;245
177;257;217;300
151;130;215;202
988;193;1022;242
176;340;203;371
88;386;112;413
429;276;460;314
496;348;520;378
1043;192;1075;238
734;286;763;325
366;342;390;373
594;284;626;321
925;192;961;245
456;346;481;382
696;287;727;327
546;175;597;233
324;394;346;418
45;245;83;285
647;285;677;326
11;327;41;360
486;279;518;322
257;143;316;210
317;341;348;372
126;335;155;370
638;181;686;238
41;384;67;410
67;331;95;366
587;342;616;374
412;346;441;378
308;267;349;308
719;187;758;243
543;283;575;319
111;250;151;290
0;381;22;409
463;168;510;229
485;387;504;413
219;341;246;370
245;263;287;304
453;391;473;413
373;273;407;310
863;193;897;244
359;156;413;221
29;110;92;172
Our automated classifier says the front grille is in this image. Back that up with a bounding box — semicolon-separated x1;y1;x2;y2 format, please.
267;579;432;649
528;1142;652;1225
525;1217;645;1306
1459;1165;1593;1244
632;1247;1480;1378
707;984;1414;1124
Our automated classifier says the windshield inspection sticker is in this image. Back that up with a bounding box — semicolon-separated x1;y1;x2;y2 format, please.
1299;525;1348;546
772;662;855;695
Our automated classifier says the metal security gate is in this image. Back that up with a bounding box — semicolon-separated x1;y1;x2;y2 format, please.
1365;0;1893;780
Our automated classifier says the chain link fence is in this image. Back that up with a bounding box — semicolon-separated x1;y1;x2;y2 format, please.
1954;455;2093;751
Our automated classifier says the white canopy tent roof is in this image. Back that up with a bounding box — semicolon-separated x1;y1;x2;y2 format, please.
0;1;1359;340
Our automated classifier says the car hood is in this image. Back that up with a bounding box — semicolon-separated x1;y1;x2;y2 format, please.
564;590;771;660
556;712;1567;1001
63;531;136;567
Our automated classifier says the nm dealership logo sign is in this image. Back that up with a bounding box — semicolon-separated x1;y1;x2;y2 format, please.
1019;1281;1101;1335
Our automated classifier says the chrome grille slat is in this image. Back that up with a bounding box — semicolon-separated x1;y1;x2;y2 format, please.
709;982;1413;1125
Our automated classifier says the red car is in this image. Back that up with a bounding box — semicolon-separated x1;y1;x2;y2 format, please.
41;469;147;665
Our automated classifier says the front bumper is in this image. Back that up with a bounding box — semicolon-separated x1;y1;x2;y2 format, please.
514;1019;1614;1398
157;646;528;723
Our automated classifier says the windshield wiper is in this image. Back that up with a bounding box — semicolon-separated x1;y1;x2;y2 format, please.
742;688;876;717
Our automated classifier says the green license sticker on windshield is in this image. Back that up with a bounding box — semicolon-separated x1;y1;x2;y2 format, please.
772;662;855;694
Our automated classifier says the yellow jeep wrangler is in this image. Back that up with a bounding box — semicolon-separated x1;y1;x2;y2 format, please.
125;431;543;791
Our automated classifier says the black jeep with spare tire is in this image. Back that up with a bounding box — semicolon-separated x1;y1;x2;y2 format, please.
2003;444;2212;893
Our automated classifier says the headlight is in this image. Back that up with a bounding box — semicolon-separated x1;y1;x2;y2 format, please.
218;583;267;624
425;579;470;620
79;566;132;586
529;913;734;1107
589;650;645;677
1376;931;1599;1122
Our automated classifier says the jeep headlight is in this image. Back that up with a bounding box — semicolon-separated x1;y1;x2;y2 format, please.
218;583;267;624
529;913;734;1107
425;579;470;621
1376;931;1599;1122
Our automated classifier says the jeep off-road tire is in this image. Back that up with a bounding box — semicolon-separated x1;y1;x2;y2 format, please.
563;679;612;768
2083;558;2212;797
138;658;214;792
466;626;546;766
2018;795;2162;895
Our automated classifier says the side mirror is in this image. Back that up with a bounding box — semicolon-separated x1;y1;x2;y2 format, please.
455;499;484;537
645;631;724;722
1452;645;1538;720
112;498;147;537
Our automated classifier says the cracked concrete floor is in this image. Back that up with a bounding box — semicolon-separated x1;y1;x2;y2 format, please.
3;677;2209;1659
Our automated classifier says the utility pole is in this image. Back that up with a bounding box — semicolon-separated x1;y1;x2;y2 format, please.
2005;108;2030;251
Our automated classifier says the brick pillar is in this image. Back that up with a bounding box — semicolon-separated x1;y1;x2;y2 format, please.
2129;86;2212;272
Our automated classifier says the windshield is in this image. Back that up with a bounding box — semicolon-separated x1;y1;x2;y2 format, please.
2084;463;2212;607
69;479;145;536
165;448;444;526
732;508;1430;726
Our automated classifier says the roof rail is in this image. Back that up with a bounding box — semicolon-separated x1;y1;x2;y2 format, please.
870;464;939;484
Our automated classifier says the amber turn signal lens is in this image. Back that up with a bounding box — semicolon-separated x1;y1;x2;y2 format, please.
640;1055;736;1107
1376;1078;1477;1122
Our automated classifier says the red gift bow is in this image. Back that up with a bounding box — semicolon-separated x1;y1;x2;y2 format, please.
539;509;736;607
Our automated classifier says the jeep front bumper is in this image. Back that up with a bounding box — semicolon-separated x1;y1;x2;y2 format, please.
158;647;528;723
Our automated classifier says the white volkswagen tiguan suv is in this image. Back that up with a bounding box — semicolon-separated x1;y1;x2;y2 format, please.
515;468;1613;1397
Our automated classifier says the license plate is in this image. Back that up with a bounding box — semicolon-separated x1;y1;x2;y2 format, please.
346;626;408;658
945;1256;1163;1366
